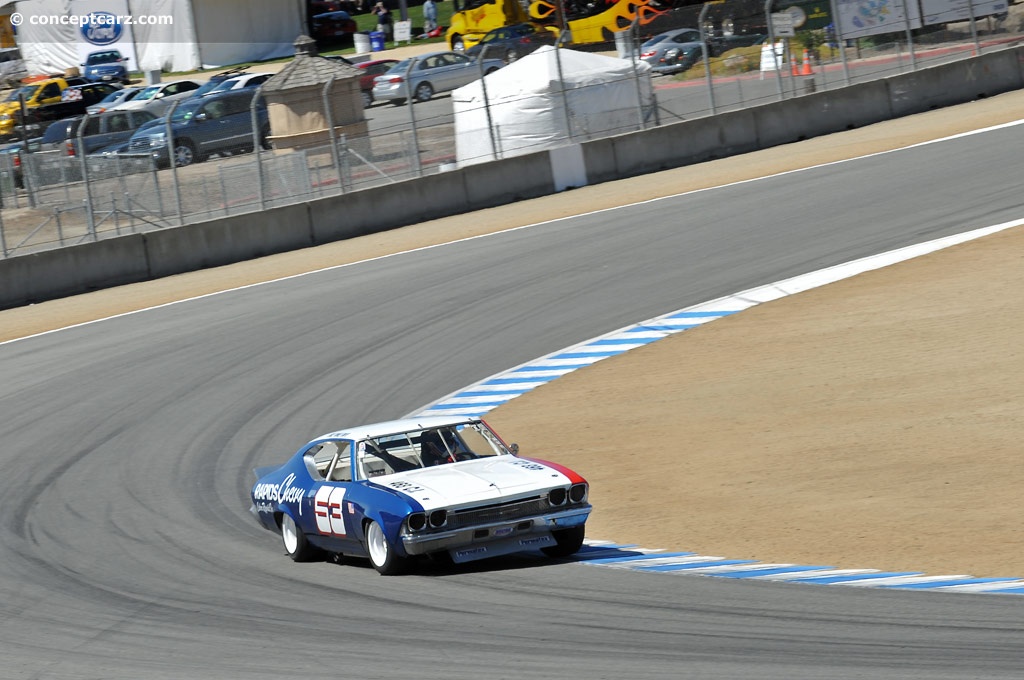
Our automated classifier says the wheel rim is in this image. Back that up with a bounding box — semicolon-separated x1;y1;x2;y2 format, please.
281;515;299;554
415;84;432;102
174;144;193;166
453;37;464;51
506;50;517;63
366;521;389;567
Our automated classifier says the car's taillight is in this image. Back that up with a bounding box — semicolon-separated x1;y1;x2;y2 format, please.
640;50;657;58
65;140;75;156
13;154;20;168
387;76;404;83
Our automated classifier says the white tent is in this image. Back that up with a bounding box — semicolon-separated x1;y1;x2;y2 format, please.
452;46;654;167
13;0;305;75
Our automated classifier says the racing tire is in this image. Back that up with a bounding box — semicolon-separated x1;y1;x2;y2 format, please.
413;82;434;103
172;140;197;167
541;525;586;558
365;519;408;575
451;35;465;51
280;513;320;562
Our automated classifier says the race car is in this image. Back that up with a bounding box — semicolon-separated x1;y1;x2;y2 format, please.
250;415;591;574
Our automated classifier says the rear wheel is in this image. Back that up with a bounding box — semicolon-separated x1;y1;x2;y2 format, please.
505;49;518;63
280;514;321;562
365;519;408;575
541;525;586;558
390;97;406;106
413;82;434;103
361;90;373;108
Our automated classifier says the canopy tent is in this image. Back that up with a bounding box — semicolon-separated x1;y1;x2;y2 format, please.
13;0;305;75
452;46;654;167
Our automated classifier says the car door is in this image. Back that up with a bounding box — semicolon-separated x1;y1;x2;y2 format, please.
445;53;478;90
298;440;362;554
196;93;254;155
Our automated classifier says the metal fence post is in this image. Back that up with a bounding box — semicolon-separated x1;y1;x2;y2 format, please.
164;100;184;225
554;33;574;141
477;46;499;161
902;0;917;70
764;0;786;100
250;89;266;210
403;58;423;177
698;3;717;116
967;0;980;55
828;0;852;86
76;114;96;239
322;77;343;191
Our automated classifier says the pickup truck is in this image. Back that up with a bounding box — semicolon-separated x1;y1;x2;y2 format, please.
15;83;122;137
0;76;89;140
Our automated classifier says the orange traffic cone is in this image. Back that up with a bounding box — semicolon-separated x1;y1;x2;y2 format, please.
790;51;799;76
800;48;814;75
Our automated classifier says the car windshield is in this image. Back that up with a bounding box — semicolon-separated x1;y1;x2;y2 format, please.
134;85;161;101
169;98;203;123
355;421;508;479
7;85;38;102
207;79;239;94
87;51;120;64
41;121;75;143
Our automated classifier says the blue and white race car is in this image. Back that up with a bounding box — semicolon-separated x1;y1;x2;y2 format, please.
250;415;591;574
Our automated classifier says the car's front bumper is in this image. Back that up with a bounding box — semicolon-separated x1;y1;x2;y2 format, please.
401;504;591;562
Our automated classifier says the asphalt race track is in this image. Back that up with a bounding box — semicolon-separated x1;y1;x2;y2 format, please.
2;125;1023;679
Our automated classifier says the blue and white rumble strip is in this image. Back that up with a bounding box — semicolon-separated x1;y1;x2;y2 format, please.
413;217;1024;595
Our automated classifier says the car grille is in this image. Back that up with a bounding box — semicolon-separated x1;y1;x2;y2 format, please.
446;496;550;530
128;138;150;151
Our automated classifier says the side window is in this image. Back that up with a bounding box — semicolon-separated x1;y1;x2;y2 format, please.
223;94;252;116
132;111;156;127
82;117;101;136
40;83;60;99
106;113;130;133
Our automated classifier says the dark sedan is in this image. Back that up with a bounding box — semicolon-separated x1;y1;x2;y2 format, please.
464;23;558;63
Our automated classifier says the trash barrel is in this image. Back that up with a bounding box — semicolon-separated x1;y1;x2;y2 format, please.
370;31;386;52
353;32;371;54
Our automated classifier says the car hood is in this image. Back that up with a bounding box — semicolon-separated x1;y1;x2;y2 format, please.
371;456;571;511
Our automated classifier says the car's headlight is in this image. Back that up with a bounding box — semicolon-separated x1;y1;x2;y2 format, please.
148;134;166;148
569;483;587;504
406;512;426;532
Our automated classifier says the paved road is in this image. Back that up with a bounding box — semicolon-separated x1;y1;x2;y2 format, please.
1;124;1022;679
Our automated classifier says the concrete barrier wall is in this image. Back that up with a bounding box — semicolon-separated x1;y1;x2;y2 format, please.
2;45;1022;310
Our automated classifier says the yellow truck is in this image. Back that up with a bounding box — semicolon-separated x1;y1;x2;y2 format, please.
0;76;84;140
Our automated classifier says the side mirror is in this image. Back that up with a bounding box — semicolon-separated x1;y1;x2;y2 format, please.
509;443;519;455
194;112;207;122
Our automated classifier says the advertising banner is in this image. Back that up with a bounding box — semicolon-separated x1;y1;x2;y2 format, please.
73;0;139;72
834;0;922;38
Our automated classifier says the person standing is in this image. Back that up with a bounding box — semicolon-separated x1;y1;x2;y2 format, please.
373;1;393;38
423;0;438;34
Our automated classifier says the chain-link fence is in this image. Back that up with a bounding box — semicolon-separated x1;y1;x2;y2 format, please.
3;0;1022;258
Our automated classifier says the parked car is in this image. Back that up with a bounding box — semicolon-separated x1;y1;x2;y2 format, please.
249;415;591;574
51;109;159;154
111;79;201;116
86;86;143;114
82;49;130;84
354;59;398;107
0;47;27;89
311;10;358;40
201;73;272;96
464;23;558;63
638;28;708;75
124;88;269;167
371;51;505;105
19;83;122;137
0;76;89;140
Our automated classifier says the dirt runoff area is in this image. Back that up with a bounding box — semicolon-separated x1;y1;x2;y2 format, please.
5;89;1024;578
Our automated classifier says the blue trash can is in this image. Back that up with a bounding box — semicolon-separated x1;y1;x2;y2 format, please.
369;31;385;51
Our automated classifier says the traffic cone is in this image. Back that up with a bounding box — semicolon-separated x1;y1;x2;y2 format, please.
790;51;799;76
800;48;814;76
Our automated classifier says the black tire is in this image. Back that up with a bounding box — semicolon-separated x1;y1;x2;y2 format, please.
541;525;586;558
413;82;434;103
259;126;272;150
365;519;408;575
484;67;500;76
451;35;465;51
361;90;373;108
280;513;321;562
505;49;518;63
172;140;197;167
390;97;406;106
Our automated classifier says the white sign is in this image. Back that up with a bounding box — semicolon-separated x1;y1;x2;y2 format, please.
771;12;795;37
759;41;786;72
394;20;412;43
918;0;1007;24
835;0;923;39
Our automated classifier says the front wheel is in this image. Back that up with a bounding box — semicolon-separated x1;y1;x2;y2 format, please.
365;519;409;575
172;140;197;167
280;513;321;562
451;35;465;51
541;525;585;558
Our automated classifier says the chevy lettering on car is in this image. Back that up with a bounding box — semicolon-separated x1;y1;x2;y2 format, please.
249;415;591;574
